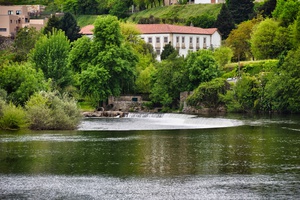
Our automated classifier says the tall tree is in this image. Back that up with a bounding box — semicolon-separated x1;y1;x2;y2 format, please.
250;18;293;60
272;0;300;27
42;15;60;35
0;62;48;106
79;16;138;105
214;3;235;39
226;17;261;64
30;29;73;90
59;12;81;42
185;50;220;90
256;0;277;18
227;0;254;24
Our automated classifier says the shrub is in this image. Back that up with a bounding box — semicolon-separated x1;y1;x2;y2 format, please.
0;102;28;130
26;91;82;130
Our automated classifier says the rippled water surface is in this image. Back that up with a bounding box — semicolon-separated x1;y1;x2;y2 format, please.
0;114;300;199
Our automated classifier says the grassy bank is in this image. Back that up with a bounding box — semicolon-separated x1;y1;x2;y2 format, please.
128;4;222;24
75;4;221;27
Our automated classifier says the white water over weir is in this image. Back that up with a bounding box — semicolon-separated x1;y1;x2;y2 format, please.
79;113;244;131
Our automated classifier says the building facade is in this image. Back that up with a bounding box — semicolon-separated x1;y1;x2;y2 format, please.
136;24;221;60
0;5;30;37
0;5;47;38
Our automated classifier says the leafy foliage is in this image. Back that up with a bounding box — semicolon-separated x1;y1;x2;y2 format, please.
186;14;216;28
0;62;48;106
160;42;177;60
185;50;220;90
30;29;73;90
0;102;27;130
26;91;82;130
187;78;229;109
226;17;261;61
250;18;292;59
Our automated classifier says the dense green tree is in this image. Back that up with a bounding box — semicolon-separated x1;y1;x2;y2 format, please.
227;0;254;24
0;62;48;106
214;3;235;39
187;78;229;109
68;36;92;73
109;0;130;19
150;57;187;110
250;18;292;59
223;74;260;112
13;27;41;62
185;50;220;90
293;11;300;47
30;29;73;90
213;46;233;69
272;0;300;27
256;0;277;18
59;12;81;42
160;42;177;60
78;16;138;104
42;15;60;35
262;47;300;113
80;65;110;107
226;17;261;64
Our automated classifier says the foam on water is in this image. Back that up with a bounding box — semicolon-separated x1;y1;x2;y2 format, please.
79;113;244;131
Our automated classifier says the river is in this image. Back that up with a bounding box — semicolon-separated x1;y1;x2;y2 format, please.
0;113;299;199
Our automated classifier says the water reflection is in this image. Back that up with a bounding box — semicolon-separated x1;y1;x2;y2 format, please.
0;115;300;199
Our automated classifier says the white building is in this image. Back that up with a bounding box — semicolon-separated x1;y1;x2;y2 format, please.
80;23;221;61
136;24;221;60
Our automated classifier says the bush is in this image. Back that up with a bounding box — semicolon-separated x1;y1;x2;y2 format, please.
26;91;82;130
187;78;229;109
0;102;28;130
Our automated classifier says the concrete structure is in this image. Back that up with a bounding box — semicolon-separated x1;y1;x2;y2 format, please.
136;24;221;60
0;5;47;38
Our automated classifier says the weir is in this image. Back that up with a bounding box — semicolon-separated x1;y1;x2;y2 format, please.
80;113;244;131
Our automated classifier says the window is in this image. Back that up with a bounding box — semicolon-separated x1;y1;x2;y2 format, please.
16;10;21;15
10;20;12;23
196;37;199;44
189;37;193;43
8;10;13;15
182;36;185;43
156;49;161;55
0;28;7;32
176;36;179;43
164;37;168;43
203;37;207;43
156;37;160;43
148;37;152;43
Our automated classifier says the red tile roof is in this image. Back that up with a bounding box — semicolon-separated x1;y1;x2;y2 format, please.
80;25;94;35
136;24;218;35
80;24;218;35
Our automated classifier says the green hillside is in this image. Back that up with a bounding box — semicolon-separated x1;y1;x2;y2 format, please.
128;4;222;24
75;4;222;27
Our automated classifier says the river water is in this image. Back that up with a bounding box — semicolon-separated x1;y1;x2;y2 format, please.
0;113;300;199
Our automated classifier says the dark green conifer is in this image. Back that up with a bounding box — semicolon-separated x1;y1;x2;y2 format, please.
214;3;236;39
